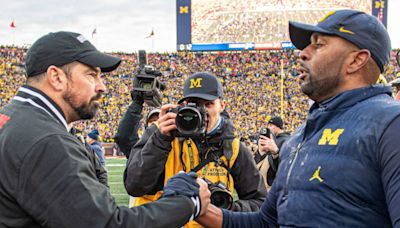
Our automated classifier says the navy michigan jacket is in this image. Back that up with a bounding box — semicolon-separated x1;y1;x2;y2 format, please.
223;85;400;228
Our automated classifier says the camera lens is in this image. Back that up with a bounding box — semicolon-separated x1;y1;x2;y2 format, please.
176;107;202;134
211;191;232;209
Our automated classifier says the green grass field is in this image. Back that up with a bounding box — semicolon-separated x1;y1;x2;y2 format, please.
106;157;239;207
106;157;130;207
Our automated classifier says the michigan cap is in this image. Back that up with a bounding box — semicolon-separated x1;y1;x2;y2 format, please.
25;31;121;77
289;10;391;72
178;72;224;103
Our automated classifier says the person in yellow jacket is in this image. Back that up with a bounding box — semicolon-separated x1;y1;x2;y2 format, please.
124;72;267;228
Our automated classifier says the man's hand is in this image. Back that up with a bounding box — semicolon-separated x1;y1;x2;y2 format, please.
163;172;210;219
158;104;178;136
197;178;211;217
130;90;144;105
258;135;279;157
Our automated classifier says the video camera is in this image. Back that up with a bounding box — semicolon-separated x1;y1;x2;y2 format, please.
132;50;166;107
203;178;233;209
169;102;207;137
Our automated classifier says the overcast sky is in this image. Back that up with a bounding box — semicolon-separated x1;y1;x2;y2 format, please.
0;0;398;53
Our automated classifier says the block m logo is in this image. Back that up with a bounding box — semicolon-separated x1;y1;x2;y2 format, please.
189;78;202;88
318;128;344;145
180;6;189;14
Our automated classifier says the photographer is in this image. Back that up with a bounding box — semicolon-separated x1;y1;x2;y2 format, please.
124;72;266;227
115;89;160;158
115;51;162;159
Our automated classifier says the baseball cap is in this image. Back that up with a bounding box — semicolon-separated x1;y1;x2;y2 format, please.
178;72;224;103
25;31;121;77
146;109;160;124
268;116;283;129
289;10;391;73
88;129;99;141
390;78;400;87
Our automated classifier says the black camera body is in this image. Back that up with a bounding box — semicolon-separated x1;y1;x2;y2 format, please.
259;127;271;138
169;102;207;137
203;178;233;209
132;50;166;107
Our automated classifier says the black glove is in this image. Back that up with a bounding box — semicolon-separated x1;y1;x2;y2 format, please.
130;90;144;105
163;171;199;198
163;172;201;219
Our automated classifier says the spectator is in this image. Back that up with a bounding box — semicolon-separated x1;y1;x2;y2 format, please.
390;78;400;101
70;125;108;187
254;116;290;190
87;129;106;167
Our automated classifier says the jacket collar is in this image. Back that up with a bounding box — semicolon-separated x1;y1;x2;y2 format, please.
13;85;68;130
310;85;392;113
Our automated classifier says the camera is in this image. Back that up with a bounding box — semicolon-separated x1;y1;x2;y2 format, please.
259;128;271;138
132;50;166;107
203;179;233;209
169;102;207;137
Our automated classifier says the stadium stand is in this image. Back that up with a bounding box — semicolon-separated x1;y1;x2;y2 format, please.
191;0;371;43
1;46;399;143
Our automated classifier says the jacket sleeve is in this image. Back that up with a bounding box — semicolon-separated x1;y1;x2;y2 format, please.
124;125;174;196
222;179;278;228
18;134;194;228
115;102;143;158
230;142;268;212
85;143;109;188
379;115;400;226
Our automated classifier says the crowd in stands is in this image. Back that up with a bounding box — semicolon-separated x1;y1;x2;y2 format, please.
1;46;399;144
192;0;370;44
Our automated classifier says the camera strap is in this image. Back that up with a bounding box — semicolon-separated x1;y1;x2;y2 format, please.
191;149;222;173
190;140;233;175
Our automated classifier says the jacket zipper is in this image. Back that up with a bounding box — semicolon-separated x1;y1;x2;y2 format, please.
284;144;301;197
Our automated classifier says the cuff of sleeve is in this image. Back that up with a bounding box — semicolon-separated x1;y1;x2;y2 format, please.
155;129;175;141
189;196;201;221
221;209;232;228
154;129;174;156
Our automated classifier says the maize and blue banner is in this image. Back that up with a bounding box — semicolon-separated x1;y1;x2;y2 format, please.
176;0;191;46
177;0;383;51
371;0;388;27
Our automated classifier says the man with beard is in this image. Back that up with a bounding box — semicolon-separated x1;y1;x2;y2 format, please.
196;10;400;227
124;72;266;227
0;31;211;227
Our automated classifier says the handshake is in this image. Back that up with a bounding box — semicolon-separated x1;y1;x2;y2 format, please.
162;171;211;220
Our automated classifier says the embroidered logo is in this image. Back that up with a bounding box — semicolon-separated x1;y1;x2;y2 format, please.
339;26;355;35
309;166;324;182
0;114;10;129
318;128;344;145
179;6;189;14
76;35;87;43
189;78;202;89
